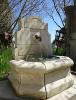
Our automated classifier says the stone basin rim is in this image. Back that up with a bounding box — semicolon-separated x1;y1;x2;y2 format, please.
10;56;74;73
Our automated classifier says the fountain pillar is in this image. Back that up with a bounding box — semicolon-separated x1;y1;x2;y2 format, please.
14;17;52;60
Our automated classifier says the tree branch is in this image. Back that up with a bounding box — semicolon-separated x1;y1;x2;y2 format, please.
52;0;65;27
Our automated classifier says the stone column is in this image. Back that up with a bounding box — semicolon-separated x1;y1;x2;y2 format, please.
74;0;76;5
65;4;76;71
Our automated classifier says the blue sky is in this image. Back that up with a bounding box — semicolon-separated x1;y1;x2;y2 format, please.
44;16;63;42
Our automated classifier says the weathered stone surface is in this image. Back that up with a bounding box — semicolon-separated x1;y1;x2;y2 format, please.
9;56;74;99
0;75;76;100
44;56;74;73
47;75;76;100
14;17;52;60
46;73;73;98
45;67;69;85
9;72;46;99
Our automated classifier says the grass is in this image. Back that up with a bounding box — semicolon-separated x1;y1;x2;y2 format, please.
0;48;12;79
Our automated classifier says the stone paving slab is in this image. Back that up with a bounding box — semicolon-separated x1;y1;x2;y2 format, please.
0;79;40;100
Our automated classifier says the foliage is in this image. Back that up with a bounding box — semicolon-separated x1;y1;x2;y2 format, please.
53;47;65;56
0;48;12;79
0;0;11;33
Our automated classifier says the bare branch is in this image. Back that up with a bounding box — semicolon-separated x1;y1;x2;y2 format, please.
45;9;62;28
52;0;65;27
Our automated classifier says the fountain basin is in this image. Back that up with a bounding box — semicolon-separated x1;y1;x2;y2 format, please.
9;56;74;99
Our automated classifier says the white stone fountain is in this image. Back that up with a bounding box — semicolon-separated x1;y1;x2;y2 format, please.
9;17;74;100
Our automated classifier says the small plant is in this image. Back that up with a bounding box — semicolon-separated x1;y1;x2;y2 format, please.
53;47;65;56
0;48;12;79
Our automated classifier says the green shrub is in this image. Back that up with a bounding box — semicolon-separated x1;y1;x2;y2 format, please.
0;48;12;79
53;47;65;56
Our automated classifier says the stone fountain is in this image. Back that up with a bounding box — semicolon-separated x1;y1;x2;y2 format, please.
9;17;74;100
